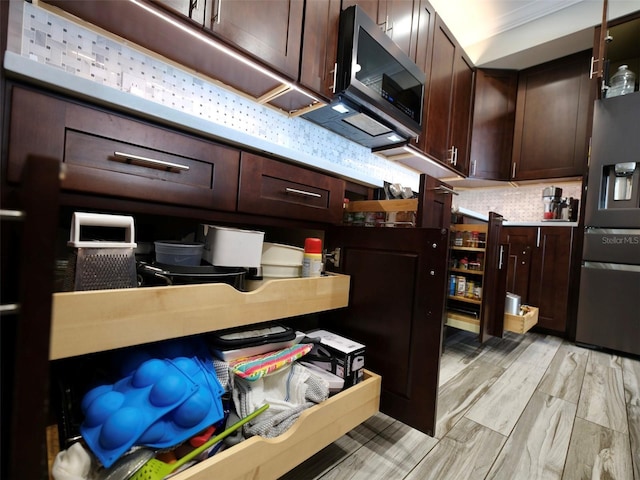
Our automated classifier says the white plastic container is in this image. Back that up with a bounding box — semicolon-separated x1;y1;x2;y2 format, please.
261;263;302;278
154;241;204;266
200;225;265;268
261;242;304;265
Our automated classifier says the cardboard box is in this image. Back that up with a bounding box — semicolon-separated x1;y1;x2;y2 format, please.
305;329;365;388
504;306;539;334
199;225;264;268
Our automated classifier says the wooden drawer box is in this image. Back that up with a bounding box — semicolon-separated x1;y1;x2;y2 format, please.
504;306;539;334
50;274;351;360
7;86;240;210
172;370;381;480
238;153;346;224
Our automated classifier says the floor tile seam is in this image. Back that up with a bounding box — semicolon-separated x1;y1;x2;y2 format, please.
621;359;640;408
535;346;589;405
473;348;563;438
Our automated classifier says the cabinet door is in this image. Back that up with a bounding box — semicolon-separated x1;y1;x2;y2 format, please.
208;0;304;78
511;50;593;180
528;227;574;334
420;15;455;165
469;69;518;180
501;227;535;301
419;15;472;175
449;51;474;175
325;226;448;436
381;0;420;61
237;153;345;224
479;212;507;342
152;0;211;26
299;0;342;100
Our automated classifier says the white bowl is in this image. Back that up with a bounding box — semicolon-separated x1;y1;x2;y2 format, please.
261;242;304;265
261;263;302;278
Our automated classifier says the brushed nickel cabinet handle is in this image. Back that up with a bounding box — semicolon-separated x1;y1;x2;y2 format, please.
285;187;322;198
512;162;517;178
113;152;190;172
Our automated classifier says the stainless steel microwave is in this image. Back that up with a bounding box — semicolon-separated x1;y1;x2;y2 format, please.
302;5;426;149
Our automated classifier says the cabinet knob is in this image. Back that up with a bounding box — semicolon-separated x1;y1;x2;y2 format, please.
429;270;435;276
432;243;438;249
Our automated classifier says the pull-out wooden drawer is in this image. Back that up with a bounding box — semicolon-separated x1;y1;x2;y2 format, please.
7;86;240;210
238;153;345;224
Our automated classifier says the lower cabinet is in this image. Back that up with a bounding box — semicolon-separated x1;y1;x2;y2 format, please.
7;85;241;211
237;153;346;224
501;226;575;335
49;275;381;480
325;226;449;436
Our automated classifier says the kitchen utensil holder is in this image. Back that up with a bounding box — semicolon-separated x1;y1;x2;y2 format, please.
64;212;137;291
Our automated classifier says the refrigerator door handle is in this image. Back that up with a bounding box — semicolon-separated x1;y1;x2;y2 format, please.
583;261;640;273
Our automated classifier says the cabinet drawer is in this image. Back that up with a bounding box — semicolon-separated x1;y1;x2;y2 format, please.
171;370;381;480
238;153;345;223
7;86;240;210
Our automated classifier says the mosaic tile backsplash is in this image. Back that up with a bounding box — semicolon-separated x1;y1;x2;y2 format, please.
14;1;420;189
9;1;582;222
453;181;583;222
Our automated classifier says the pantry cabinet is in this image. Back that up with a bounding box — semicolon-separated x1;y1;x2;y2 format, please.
419;14;474;176
468;69;518;180
501;226;575;335
511;50;593;181
445;213;508;343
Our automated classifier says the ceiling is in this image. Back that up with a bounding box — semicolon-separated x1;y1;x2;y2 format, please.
428;0;640;69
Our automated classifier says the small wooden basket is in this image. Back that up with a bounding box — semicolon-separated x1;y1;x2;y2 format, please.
504;306;539;334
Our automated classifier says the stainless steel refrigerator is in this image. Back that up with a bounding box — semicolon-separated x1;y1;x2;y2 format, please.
576;92;640;356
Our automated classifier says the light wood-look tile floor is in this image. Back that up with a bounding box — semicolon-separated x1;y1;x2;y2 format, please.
281;330;640;480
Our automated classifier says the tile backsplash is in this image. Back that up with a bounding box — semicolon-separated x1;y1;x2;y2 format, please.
453;181;583;222
12;1;420;190
8;1;583;222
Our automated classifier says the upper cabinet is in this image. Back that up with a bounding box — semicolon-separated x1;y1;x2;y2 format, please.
468;69;518;180
418;15;475;176
205;0;304;80
511;50;593;181
592;10;640;99
298;0;342;101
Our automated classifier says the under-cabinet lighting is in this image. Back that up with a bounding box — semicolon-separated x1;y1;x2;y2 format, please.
331;103;351;114
128;0;319;104
401;146;463;179
387;133;404;143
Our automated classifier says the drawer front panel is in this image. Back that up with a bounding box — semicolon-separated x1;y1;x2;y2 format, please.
8;86;240;211
238;152;345;223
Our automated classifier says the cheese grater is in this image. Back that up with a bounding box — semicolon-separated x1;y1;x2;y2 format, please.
64;212;137;291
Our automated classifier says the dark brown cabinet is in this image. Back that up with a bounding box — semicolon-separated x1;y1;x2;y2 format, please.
446;213;508;343
206;0;304;80
325;225;448;436
502;226;575;335
592;11;640;99
6;85;241;211
237;152;346;224
419;15;474;176
468;69;518;180
511;50;593;181
299;0;342;101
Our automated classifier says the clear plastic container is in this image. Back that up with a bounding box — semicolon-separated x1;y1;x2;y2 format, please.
608;65;636;98
154;241;204;266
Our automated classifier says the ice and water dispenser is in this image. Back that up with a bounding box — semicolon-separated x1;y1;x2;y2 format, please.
601;161;640;209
